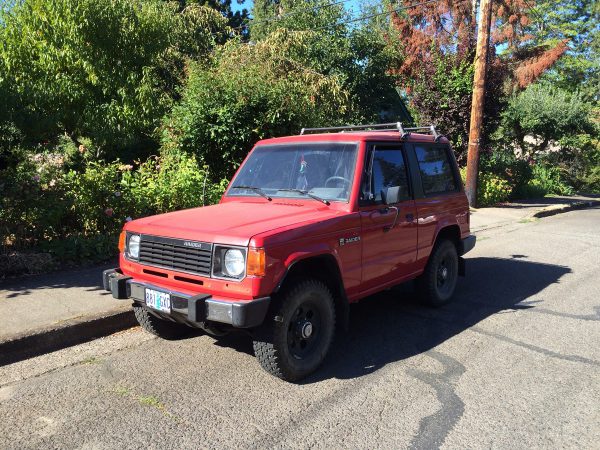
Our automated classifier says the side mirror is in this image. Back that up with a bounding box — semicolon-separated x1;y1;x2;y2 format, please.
381;186;400;205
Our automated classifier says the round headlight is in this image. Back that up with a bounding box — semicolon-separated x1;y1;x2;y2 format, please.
224;249;245;277
128;234;140;259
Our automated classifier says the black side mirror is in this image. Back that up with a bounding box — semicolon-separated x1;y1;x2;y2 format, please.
381;186;400;205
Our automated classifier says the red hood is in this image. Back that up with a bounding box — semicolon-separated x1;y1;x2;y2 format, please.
124;200;343;246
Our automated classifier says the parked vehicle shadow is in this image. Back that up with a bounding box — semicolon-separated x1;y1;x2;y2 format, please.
214;256;571;382
305;256;571;383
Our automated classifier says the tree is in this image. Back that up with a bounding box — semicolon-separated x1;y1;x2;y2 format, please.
160;30;350;179
251;0;408;123
0;0;227;159
173;0;250;29
521;0;600;103
388;0;571;161
501;84;596;157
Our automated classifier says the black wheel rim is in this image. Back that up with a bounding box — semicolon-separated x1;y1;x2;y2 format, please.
287;301;322;360
436;253;456;297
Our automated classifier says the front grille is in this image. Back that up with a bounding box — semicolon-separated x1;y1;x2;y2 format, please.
138;234;213;277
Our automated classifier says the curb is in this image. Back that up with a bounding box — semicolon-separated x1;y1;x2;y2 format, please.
0;309;137;366
531;200;600;219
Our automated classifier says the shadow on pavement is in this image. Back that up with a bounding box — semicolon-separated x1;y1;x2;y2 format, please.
211;256;571;383
311;256;570;382
0;262;115;298
490;194;600;210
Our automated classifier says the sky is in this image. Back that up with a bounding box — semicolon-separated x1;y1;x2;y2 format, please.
232;0;365;19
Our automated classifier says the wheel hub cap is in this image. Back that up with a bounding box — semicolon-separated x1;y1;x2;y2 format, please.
441;267;448;280
301;321;313;339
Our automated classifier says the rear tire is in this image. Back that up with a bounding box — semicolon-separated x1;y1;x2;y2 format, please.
416;239;459;307
253;279;335;382
133;304;189;340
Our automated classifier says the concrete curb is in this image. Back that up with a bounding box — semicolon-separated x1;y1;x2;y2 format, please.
531;200;600;219
0;308;137;366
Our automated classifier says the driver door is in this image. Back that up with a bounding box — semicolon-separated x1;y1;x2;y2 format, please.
359;144;418;292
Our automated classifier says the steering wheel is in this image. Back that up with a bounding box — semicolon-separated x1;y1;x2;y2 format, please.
324;176;351;188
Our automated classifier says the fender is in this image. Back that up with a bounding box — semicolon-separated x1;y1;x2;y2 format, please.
431;216;461;247
274;244;344;293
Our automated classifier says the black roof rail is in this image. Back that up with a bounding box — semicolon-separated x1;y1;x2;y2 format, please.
299;122;442;141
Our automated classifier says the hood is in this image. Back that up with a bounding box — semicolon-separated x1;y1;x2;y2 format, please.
125;200;342;246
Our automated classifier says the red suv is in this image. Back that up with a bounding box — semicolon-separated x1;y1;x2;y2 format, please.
103;123;475;381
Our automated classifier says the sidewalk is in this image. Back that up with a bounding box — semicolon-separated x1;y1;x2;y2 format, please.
0;263;136;365
1;195;598;365
470;194;600;232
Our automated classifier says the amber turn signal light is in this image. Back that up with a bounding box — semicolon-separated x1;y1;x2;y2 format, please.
246;247;266;277
118;231;126;253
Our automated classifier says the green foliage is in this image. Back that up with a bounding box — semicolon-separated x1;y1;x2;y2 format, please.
0;151;228;271
460;167;512;207
526;0;600;103
408;51;475;161
514;164;575;197
251;0;406;123
0;0;227;158
161;30;350;179
502;84;595;156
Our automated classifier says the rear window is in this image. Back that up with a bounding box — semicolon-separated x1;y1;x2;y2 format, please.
414;144;458;195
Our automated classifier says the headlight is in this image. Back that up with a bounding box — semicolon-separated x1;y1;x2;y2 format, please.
212;246;246;279
224;249;245;277
128;234;140;259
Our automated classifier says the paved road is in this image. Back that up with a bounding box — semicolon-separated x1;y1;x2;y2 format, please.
1;208;599;449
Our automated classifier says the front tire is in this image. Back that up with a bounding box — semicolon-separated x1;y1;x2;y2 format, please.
133;304;189;340
253;279;336;382
416;239;459;307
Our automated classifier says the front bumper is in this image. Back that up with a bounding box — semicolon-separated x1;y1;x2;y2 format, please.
103;269;270;328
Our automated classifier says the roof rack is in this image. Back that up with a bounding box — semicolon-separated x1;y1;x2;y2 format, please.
300;122;442;141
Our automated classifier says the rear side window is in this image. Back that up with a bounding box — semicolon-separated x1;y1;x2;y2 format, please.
414;144;458;195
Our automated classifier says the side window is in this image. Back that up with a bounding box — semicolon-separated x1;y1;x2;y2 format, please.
368;147;411;204
414;144;458;195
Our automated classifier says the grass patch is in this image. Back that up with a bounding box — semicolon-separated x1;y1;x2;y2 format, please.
114;386;131;397
138;395;164;409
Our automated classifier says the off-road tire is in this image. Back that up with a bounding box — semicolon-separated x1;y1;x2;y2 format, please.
252;279;336;382
416;239;459;307
133;304;189;340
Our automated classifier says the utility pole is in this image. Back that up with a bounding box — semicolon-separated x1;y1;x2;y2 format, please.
465;0;493;207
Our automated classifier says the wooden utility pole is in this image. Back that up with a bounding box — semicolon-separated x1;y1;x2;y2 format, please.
465;0;493;207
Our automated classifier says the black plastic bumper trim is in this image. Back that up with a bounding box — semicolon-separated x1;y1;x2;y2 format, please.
102;269;270;328
460;235;476;255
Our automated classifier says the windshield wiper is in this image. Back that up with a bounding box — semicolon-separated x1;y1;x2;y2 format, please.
276;189;330;206
230;185;272;201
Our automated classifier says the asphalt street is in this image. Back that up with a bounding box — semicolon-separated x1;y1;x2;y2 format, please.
1;207;599;449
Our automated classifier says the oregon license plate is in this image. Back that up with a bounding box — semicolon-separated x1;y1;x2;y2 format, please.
145;288;171;313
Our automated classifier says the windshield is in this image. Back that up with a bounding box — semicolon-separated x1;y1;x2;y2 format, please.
227;143;358;202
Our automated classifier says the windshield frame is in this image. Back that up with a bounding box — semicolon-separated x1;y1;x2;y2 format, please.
226;141;359;203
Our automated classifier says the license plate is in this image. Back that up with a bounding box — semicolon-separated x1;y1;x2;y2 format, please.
145;288;171;313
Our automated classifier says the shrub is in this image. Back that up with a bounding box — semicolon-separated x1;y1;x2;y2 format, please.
460;167;512;207
0;151;228;274
0;0;227;159
161;30;350;179
529;164;574;196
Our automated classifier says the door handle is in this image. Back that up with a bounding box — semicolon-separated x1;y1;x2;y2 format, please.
383;206;400;232
406;213;414;222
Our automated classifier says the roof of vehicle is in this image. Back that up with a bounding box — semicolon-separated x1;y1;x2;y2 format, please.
256;132;450;146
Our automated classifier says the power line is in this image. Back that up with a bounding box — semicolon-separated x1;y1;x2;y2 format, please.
234;0;355;31
226;0;443;35
310;0;442;31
